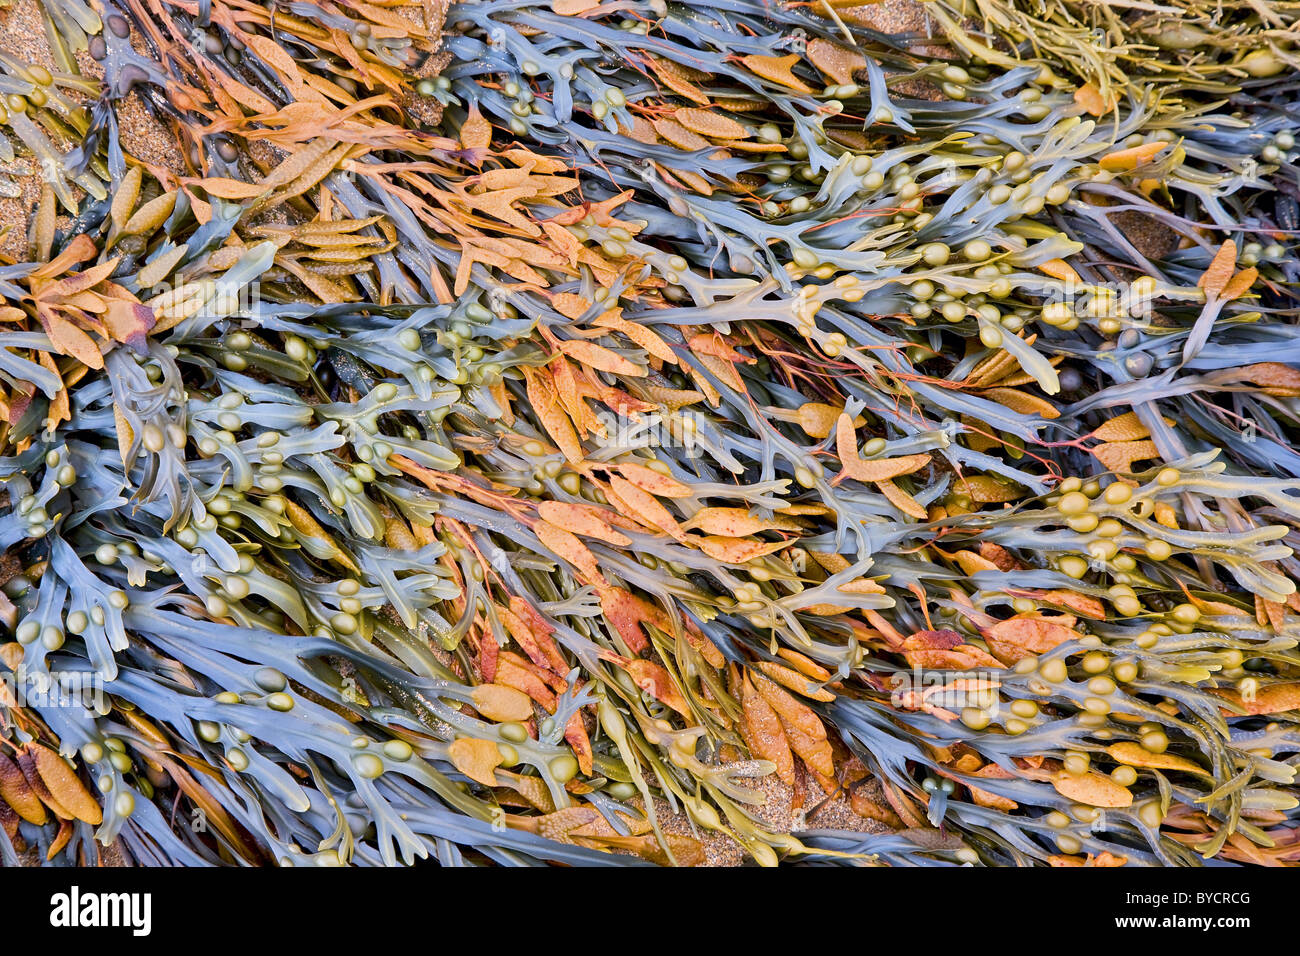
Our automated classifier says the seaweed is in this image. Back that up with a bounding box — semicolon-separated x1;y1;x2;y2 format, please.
0;0;1298;867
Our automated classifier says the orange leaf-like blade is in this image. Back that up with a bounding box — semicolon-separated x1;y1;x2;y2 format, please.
1197;240;1238;298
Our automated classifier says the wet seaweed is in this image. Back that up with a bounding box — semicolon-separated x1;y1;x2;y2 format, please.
0;0;1299;866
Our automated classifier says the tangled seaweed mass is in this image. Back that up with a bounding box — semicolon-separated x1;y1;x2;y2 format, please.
0;0;1298;868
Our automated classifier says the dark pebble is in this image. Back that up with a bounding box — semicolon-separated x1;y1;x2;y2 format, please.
1057;367;1083;392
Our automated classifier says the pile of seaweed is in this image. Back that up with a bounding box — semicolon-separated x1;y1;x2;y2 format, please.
1;0;1299;866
